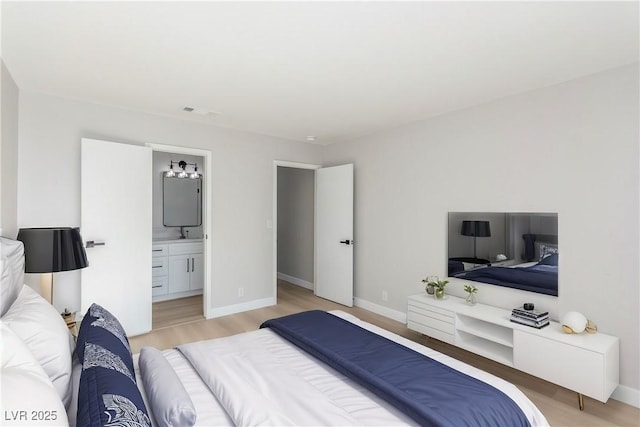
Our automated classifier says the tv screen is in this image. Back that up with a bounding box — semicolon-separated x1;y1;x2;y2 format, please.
448;212;558;296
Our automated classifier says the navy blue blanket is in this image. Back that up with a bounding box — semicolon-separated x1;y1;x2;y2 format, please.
261;311;530;427
457;265;557;296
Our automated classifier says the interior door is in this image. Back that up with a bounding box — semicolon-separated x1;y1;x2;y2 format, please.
315;164;354;306
81;138;152;336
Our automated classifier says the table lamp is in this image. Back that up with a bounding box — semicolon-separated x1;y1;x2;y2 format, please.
461;220;491;260
17;227;88;311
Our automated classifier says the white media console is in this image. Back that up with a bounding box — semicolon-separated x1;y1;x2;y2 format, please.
407;293;619;409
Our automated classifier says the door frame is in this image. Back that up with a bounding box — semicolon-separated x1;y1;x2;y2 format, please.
147;142;213;319
273;160;321;301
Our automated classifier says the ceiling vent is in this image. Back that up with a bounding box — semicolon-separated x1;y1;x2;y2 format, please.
183;106;220;116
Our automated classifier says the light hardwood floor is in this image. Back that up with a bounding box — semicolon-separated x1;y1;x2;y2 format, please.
152;295;204;330
132;281;640;427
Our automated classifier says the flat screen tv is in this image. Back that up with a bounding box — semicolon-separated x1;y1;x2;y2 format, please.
448;212;558;296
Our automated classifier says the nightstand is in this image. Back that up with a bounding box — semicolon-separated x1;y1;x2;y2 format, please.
62;311;78;338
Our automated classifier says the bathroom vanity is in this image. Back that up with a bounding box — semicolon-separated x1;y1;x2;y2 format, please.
152;239;203;302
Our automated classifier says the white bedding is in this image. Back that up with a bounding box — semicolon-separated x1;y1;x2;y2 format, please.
138;310;548;427
134;350;233;427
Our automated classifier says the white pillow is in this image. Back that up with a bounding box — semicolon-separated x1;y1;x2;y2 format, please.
0;237;25;317
139;346;197;427
1;322;69;426
2;285;74;408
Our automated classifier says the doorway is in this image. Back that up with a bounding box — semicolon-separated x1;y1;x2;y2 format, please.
273;161;321;301
147;143;212;328
273;161;355;307
276;166;315;290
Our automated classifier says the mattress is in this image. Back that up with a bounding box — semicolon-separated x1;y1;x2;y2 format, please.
133;310;548;427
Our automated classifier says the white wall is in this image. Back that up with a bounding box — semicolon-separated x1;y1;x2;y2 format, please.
324;64;639;395
152;150;204;240
17;92;324;314
277;166;314;284
1;60;19;238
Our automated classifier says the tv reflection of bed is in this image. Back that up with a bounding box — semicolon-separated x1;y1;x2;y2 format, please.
453;254;558;296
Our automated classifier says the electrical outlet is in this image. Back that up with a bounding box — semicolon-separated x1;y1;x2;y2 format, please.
238;287;244;297
382;291;388;302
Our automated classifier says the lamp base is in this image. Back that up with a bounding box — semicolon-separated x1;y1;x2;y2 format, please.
40;272;54;305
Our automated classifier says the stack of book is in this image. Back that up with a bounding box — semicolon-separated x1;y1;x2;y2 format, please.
510;306;549;329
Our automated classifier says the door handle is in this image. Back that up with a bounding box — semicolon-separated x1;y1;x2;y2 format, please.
339;240;354;245
191;258;194;271
86;240;106;248
187;260;190;273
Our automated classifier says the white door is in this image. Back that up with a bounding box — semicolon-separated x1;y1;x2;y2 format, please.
81;138;152;336
315;164;354;306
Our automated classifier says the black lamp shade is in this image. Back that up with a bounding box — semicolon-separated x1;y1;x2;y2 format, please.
17;227;88;273
461;220;491;238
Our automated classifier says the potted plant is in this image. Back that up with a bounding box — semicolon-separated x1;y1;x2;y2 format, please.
464;284;478;305
422;276;448;300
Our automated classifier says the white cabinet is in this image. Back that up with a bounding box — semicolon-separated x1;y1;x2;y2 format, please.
190;253;204;291
152;240;203;301
514;325;619;403
407;293;619;407
151;244;168;297
168;256;191;293
407;298;455;345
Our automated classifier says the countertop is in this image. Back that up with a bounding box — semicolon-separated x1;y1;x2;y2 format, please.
152;238;203;243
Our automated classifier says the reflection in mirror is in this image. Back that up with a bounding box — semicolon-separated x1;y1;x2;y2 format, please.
448;212;558;296
163;177;202;228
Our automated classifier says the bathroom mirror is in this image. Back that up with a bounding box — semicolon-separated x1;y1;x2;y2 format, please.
163;176;202;227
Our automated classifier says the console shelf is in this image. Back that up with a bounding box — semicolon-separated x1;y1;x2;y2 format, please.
456;313;513;348
456;330;514;366
407;293;619;406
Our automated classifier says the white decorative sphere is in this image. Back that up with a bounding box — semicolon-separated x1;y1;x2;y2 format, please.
562;311;587;334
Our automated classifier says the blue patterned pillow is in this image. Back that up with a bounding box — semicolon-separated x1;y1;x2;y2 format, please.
538;243;559;261
537;253;558;266
76;304;150;427
76;303;134;377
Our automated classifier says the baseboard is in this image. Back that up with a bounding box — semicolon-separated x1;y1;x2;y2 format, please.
354;297;407;324
611;384;640;408
206;296;276;319
277;272;313;290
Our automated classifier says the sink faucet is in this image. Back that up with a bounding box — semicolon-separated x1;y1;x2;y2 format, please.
179;226;186;239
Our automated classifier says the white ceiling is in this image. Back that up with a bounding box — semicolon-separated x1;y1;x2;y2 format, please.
2;1;638;145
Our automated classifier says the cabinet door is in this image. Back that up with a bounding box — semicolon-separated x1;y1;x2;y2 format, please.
190;253;204;290
514;330;605;401
168;256;190;293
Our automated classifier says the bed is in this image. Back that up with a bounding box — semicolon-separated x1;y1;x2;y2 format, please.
454;254;558;296
452;239;559;296
0;237;549;427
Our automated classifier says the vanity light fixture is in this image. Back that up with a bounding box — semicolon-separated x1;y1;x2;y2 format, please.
165;162;176;177
164;160;201;179
189;165;199;179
